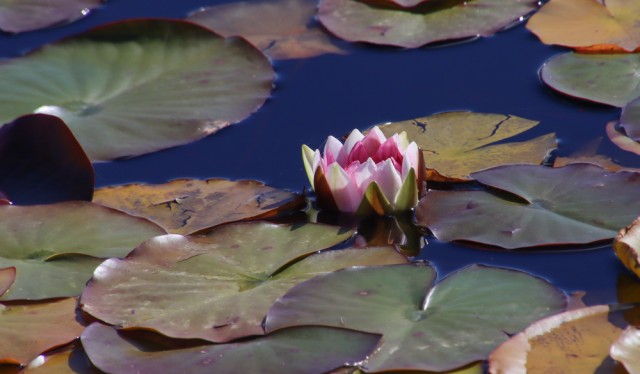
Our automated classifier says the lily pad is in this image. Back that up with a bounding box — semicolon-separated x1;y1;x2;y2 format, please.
0;0;101;33
0;114;94;205
317;0;538;48
378;112;556;182
0;267;15;297
81;222;405;342
265;264;566;372
82;323;380;374
0;202;165;300
553;137;640;172
0;19;274;161
622;96;640;140
526;0;640;52
489;305;622;373
607;120;640;157
610;326;640;374
188;0;345;60
540;52;640;107
416;164;640;249
93;179;305;235
0;298;84;366
614;217;640;279
22;343;96;374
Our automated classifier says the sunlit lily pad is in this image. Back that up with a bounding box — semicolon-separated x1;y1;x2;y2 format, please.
610;326;640;373
0;267;15;297
614;217;640;278
188;0;345;60
0;19;274;161
489;305;622;373
0;202;165;300
417;164;640;249
81;222;405;342
317;0;538;48
526;0;640;52
93;179;305;235
0;0;101;33
0;298;84;366
540;52;640;107
266;264;566;372
0;114;93;205
82;323;380;374
378;112;556;182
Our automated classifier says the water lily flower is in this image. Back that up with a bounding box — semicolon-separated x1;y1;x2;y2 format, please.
302;126;425;215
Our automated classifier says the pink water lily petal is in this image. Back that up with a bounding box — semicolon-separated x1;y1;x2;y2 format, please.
374;159;403;204
353;158;377;195
375;135;403;172
338;129;365;164
325;163;361;213
362;126;387;155
402;142;420;180
347;142;370;164
324;136;343;165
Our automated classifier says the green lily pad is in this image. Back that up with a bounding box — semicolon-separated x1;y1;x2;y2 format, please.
265;264;566;372
0;298;84;366
0;202;165;300
540;52;640;107
0;19;274;161
81;222;405;342
0;0;101;33
81;323;381;374
317;0;538;48
416;164;640;249
377;112;556;182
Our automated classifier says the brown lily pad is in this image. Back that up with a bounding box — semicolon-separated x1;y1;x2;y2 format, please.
0;0;102;33
614;216;640;279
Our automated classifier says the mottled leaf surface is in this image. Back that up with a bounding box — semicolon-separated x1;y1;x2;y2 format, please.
94;179;305;235
0;298;84;365
81;223;405;342
417;164;640;249
189;0;345;60
0;114;93;205
378;112;556;181
541;52;640;107
318;0;538;48
266;264;566;372
0;0;101;33
82;323;380;374
0;19;274;161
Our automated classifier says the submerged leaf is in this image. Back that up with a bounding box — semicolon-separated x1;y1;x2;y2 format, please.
0;0;101;33
318;0;538;48
189;0;345;60
82;323;380;374
378;112;556;182
0;298;84;366
266;264;566;372
0;114;94;205
94;179;305;235
80;222;405;342
614;217;640;278
416;164;640;249
0;19;274;161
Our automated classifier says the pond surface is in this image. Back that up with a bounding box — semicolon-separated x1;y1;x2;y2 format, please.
2;0;637;307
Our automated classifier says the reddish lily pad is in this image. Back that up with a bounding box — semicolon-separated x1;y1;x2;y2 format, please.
0;0;101;33
489;305;622;373
614;217;640;279
81;323;380;374
540;52;640;107
0;267;15;297
81;222;406;342
93;179;305;235
0;202;165;300
317;0;538;48
0;19;274;161
0;114;93;205
266;264;566;372
188;0;345;60
0;298;84;366
416;164;640;249
610;326;640;373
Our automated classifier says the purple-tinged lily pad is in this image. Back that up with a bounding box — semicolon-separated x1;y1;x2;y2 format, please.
0;0;101;33
0;114;93;205
0;267;15;297
621;96;640;141
81;323;380;374
0;202;165;300
317;0;538;48
265;264;566;372
416;164;640;249
540;52;640;107
81;222;406;342
0;19;274;161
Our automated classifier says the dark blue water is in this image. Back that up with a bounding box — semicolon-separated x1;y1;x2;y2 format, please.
2;0;638;306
